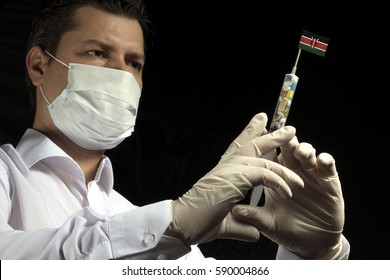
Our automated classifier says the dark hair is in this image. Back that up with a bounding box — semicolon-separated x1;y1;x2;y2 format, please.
26;0;154;115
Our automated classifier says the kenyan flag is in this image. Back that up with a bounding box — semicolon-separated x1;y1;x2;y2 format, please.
298;30;330;57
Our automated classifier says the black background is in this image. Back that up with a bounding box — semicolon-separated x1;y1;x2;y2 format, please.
0;1;388;259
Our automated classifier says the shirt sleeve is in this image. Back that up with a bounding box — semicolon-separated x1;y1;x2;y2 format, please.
178;245;208;260
0;199;190;260
275;235;350;260
106;199;191;260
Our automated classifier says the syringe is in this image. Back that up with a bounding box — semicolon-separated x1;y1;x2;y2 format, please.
249;30;328;205
249;54;300;206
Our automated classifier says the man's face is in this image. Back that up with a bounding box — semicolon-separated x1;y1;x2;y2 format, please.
35;5;145;135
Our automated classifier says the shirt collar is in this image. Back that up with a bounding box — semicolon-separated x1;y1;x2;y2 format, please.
16;128;70;168
16;128;114;194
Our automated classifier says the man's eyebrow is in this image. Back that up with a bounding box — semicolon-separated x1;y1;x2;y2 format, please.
81;39;145;61
81;39;114;51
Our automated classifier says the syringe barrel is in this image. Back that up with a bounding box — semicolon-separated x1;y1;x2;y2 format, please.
249;73;299;207
269;73;299;132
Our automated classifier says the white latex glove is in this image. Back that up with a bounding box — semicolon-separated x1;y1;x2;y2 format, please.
232;135;345;259
165;113;304;245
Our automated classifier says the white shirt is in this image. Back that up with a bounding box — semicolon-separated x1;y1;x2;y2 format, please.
0;129;349;260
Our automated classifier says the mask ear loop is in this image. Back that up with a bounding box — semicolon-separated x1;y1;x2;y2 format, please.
44;50;70;69
39;50;70;105
39;85;51;105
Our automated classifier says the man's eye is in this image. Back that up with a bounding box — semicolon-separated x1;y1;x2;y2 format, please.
88;50;105;58
128;61;142;71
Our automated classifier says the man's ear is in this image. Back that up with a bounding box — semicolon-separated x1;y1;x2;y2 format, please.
26;46;48;87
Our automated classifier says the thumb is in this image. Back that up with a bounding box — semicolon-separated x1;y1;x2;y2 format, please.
222;113;268;157
231;204;272;233
217;213;260;242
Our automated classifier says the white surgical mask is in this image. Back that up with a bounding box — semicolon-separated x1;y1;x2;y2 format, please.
39;51;141;150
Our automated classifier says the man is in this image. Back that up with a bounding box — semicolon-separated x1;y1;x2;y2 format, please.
0;0;349;259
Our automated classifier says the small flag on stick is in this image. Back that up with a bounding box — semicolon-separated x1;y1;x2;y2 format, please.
298;30;330;57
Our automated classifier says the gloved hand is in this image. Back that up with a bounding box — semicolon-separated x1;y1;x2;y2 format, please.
165;113;304;245
232;135;345;259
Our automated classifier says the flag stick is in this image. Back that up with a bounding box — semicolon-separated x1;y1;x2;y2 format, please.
292;48;301;74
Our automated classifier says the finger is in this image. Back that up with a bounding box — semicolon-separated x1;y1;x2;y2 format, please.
293;142;317;170
223;113;268;157
218;213;260;242
240;160;304;198
237;126;296;158
231;204;272;234
279;136;300;169
209;157;303;198
317;152;338;177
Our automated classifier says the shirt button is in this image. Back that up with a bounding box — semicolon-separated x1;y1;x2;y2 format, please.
143;233;155;245
157;254;167;260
